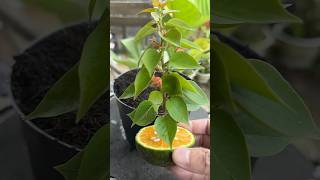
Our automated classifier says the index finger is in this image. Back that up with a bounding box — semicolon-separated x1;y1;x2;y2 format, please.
180;119;210;135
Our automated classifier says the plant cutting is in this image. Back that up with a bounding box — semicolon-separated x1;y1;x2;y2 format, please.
214;0;320;179
113;0;210;165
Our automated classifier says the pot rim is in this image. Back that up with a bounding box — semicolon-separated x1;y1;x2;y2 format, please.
273;24;320;47
8;22;98;153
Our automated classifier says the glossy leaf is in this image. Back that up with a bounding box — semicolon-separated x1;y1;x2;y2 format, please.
77;124;108;180
160;28;181;47
119;83;135;99
169;52;202;70
250;59;315;126
167;0;202;27
161;73;182;96
233;85;320;138
213;0;300;23
26;64;79;120
135;21;156;43
148;90;163;112
166;96;188;124
172;72;196;92
138;8;157;14
134;66;151;98
155;115;177;148
212;51;234;111
132;100;156;126
142;48;161;76
183;81;209;105
122;37;142;60
180;39;202;51
214;40;282;104
77;9;108;121
213;110;251;180
245;135;289;157
166;18;195;31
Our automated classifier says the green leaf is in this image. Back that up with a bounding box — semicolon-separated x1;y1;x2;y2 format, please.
167;0;202;27
148;91;163;112
77;9;108;122
55;124;109;180
169;52;202;69
212;50;234;111
121;37;142;60
134;21;156;43
26;64;79;120
160;28;181;47
214;40;282;104
55;151;84;180
233;85;320;138
161;73;182;96
245;135;289;157
183;96;201;111
189;0;210;18
182;81;209;105
142;48;161;76
166;18;195;31
166;96;188;124
212;152;234;180
172;72;197;92
77;124;108;180
213;110;251;180
134;66;151;98
213;0;301;23
180;39;203;51
88;0;97;21
250;59;315;126
154;115;177;148
133;100;157;126
119;83;135;99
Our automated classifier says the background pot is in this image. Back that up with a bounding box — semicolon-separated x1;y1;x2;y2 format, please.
10;22;97;180
270;24;320;69
195;72;210;84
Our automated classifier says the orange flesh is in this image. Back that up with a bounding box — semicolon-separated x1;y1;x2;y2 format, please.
138;125;194;149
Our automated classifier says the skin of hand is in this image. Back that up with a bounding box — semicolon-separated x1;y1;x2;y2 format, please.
170;119;210;180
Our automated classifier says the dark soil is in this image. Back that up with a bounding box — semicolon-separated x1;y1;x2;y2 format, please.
113;69;160;108
11;22;108;149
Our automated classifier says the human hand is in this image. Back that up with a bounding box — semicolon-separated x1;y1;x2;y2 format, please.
170;119;210;180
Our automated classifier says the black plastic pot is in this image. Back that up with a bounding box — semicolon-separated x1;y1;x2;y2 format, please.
9;22;96;180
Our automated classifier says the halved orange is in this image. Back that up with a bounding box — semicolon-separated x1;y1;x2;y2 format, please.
135;125;195;166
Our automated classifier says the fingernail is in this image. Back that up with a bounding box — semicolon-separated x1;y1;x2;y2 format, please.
173;148;190;165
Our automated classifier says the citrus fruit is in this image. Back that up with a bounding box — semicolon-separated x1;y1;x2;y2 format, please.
135;125;195;166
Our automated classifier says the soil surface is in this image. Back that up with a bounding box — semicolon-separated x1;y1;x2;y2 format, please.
11;22;108;149
113;69;160;109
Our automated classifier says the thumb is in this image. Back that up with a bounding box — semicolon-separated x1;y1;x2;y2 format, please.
172;147;210;175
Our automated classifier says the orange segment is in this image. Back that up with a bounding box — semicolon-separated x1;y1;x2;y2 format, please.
136;125;195;150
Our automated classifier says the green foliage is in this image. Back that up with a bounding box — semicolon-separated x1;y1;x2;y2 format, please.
148;91;163;112
154;115;177;148
130;100;157;126
213;110;251;180
56;124;109;180
169;52;202;69
213;0;301;24
142;49;161;76
77;9;108;121
166;96;188;124
134;66;152;98
26;64;80;120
